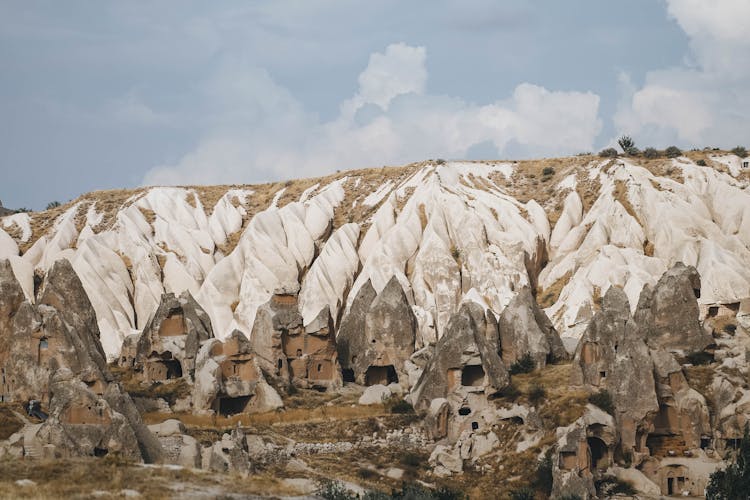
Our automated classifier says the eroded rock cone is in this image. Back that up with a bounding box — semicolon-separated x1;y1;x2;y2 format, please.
498;286;567;368
635;262;712;352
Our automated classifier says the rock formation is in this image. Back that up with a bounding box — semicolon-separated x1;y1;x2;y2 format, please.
250;293;341;390
337;277;416;387
193;330;283;415
412;301;509;440
0;258;162;462
635;263;713;353
498;286;567;368
129;291;214;382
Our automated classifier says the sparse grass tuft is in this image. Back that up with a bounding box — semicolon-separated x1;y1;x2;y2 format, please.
509;353;536;375
588;389;615;415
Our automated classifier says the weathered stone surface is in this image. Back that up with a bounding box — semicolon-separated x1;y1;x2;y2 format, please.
498;286;567;368
412;301;508;441
358;384;392;405
131;291;213;382
250;294;341;390
338;277;416;387
635;263;712;352
193;331;283;415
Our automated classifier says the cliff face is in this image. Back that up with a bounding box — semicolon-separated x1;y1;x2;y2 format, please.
2;154;748;361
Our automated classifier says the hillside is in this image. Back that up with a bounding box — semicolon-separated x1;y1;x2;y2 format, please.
1;152;750;498
1;152;748;359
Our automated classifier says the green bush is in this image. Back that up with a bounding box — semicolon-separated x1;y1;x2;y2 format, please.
509;353;536;375
685;351;713;366
731;146;748;158
599;148;618;158
400;452;421;468
510;487;535;500
588;389;615;415
643;147;659;159
536;451;554;496
617;135;635;152
389;399;415;414
665;145;682;158
697;159;707;166
625;146;640;156
706;424;750;499
542;166;555;176
595;476;637;496
316;479;358;500
528;383;546;404
499;383;521;401
45;201;61;210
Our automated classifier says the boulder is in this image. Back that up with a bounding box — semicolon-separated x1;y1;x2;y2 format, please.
358;384;392;405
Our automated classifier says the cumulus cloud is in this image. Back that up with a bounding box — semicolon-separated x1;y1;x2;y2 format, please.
143;43;601;186
614;0;750;147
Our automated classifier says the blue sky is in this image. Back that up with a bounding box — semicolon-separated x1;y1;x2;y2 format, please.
1;1;748;209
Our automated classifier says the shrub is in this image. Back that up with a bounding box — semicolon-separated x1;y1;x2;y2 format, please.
731;146;748;158
588;389;615;415
617;135;635;152
499;383;521;401
697;159;707;166
528;383;546;404
706;424;750;499
45;201;61;210
509;487;535;500
380;482;465;499
643;147;659;159
665;145;682;158
536;452;554;495
400;452;421;468
450;246;461;260
542;166;555;176
509;353;536;375
725;323;738;335
595;476;637;496
599;148;618;158
316;479;357;500
357;467;377;480
388;399;415;414
625;146;640;156
685;351;713;366
435;158;447;165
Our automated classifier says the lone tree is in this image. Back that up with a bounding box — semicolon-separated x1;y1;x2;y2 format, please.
617;135;635;153
706;424;750;499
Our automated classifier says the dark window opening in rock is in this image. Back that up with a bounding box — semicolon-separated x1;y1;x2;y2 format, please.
317;363;322;373
509;416;524;425
701;437;711;449
614;344;618;353
217;395;252;416
461;365;485;387
364;365;398;386
587;437;608;471
667;477;674;496
458;407;471;416
471;421;479;431
278;359;283;370
342;369;355;383
39;338;48;349
599;371;606;379
37;337;49;365
371;339;376;344
693;287;700;299
351;355;357;363
312;385;326;393
708;306;718;317
726;438;741;449
163;359;182;379
296;349;302;358
93;447;108;458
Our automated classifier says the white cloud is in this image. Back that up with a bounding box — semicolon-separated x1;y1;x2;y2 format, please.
614;0;750;147
143;43;601;186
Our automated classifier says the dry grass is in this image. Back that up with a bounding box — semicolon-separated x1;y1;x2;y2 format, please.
0;457;302;499
537;271;572;309
612;179;641;225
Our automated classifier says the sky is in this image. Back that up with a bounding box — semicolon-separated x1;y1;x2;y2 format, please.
1;1;748;210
